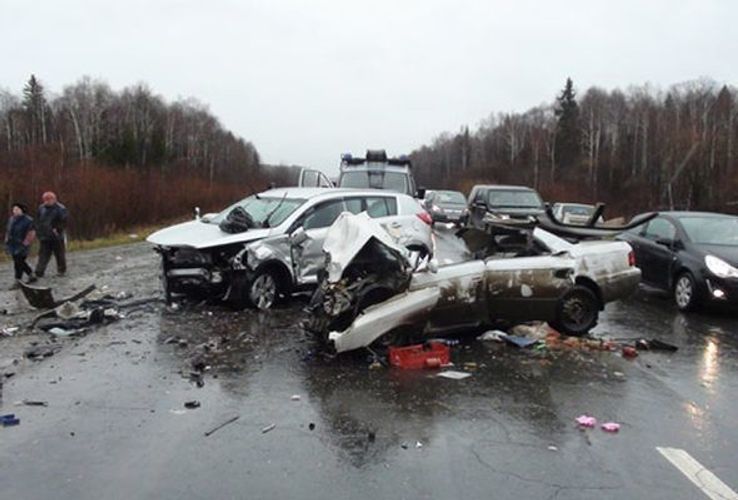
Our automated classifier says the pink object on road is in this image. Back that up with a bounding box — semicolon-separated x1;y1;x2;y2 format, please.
575;415;597;428
601;422;621;432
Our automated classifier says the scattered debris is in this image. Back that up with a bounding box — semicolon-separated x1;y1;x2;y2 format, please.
622;346;638;359
477;330;506;342
19;282;96;310
1;414;20;426
1;326;20;336
261;423;276;434
415;441;423;448
575;415;597;428
24;344;61;361
436;370;471;380
20;400;48;407
547;445;558;452
184;400;201;409
635;338;678;352
308;422;316;431
204;415;240;437
389;342;450;369
601;422;621;433
501;334;540;349
291;395;301;401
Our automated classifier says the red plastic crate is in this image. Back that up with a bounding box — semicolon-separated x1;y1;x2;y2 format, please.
388;342;450;369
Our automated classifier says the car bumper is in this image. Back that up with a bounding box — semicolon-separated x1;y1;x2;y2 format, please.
431;211;466;223
598;267;642;304
704;277;738;305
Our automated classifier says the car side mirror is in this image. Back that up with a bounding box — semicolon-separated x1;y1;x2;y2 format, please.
194;206;201;220
416;187;426;199
655;237;674;248
290;227;309;246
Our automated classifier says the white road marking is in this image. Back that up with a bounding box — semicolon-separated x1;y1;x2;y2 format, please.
656;447;738;500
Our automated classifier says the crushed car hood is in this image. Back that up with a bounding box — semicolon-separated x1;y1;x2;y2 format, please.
323;212;410;283
146;219;273;249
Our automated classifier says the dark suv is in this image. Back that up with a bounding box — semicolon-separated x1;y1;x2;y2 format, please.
337;149;422;198
467;184;545;228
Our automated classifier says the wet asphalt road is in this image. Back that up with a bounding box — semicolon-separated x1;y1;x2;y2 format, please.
1;226;737;499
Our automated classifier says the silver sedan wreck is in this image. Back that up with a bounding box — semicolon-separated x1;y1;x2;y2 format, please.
306;212;650;353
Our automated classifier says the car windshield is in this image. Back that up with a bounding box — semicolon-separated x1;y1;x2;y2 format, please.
209;195;305;227
487;190;543;208
562;205;594;216
679;216;738;246
437;191;466;204
340;171;408;194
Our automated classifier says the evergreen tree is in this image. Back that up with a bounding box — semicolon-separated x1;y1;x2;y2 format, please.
22;74;49;144
553;77;580;176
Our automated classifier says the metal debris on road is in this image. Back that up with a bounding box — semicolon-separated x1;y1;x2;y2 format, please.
204;415;240;437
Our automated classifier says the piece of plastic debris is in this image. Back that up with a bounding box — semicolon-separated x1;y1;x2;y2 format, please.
477;330;507;342
48;327;77;337
261;423;276;434
369;361;383;370
1;326;19;336
436;370;471;380
601;422;621;433
1;414;20;426
169;409;187;415
21;400;48;407
635;338;679;352
204;415;240;437
622;346;638;358
389;342;450;369
184;400;201;409
415;441;423;448
613;371;625;378
401;442;409;449
308;422;316;431
575;415;597;428
501;335;540;348
547;445;558;451
291;395;301;401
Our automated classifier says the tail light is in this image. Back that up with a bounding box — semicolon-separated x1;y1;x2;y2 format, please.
416;211;433;225
628;250;636;267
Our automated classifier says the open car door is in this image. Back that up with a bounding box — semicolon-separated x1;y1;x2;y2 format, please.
298;168;333;188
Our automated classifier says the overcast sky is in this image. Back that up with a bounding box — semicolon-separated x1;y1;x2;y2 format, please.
2;0;736;174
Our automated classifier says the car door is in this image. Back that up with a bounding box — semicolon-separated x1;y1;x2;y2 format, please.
484;253;575;321
292;198;361;284
638;217;678;288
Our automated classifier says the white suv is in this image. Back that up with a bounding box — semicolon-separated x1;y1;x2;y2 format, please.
147;187;433;309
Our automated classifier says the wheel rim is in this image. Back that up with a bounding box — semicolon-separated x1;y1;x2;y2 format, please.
675;276;693;309
250;274;277;310
561;292;596;330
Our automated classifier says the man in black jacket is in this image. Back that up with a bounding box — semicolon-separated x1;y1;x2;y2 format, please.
35;191;68;277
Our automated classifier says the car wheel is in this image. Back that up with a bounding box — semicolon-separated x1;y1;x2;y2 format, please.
552;285;599;336
248;269;279;310
674;272;698;311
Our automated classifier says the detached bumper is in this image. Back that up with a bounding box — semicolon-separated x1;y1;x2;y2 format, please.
328;287;441;353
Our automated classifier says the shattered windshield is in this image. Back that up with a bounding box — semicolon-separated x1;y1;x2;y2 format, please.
340;171;408;194
679;216;738;246
487;190;543;209
210;195;305;228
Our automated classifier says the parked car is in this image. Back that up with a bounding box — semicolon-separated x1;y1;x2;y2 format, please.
423;190;469;226
147;188;434;309
618;211;738;311
467;185;545;228
334;149;423;198
306;213;641;353
552;203;601;225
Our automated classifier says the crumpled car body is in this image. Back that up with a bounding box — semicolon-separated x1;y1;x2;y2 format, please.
306;212;642;353
146;187;433;309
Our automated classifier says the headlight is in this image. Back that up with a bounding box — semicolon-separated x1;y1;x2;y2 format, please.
705;255;738;279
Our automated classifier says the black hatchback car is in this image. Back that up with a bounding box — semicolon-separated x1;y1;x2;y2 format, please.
619;211;738;311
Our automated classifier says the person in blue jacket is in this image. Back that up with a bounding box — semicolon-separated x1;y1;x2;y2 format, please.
4;203;38;289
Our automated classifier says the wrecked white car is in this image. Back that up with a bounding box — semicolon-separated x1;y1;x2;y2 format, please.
147;188;434;309
306;212;649;353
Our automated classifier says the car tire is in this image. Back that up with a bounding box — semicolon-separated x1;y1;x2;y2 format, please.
247;269;279;310
674;271;699;312
551;285;599;336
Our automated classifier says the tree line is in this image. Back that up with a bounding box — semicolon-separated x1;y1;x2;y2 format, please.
410;78;738;216
1;75;267;238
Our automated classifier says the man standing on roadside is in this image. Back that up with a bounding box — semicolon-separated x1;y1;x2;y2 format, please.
35;191;68;277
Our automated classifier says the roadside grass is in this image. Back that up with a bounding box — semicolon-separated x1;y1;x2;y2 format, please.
1;222;174;263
